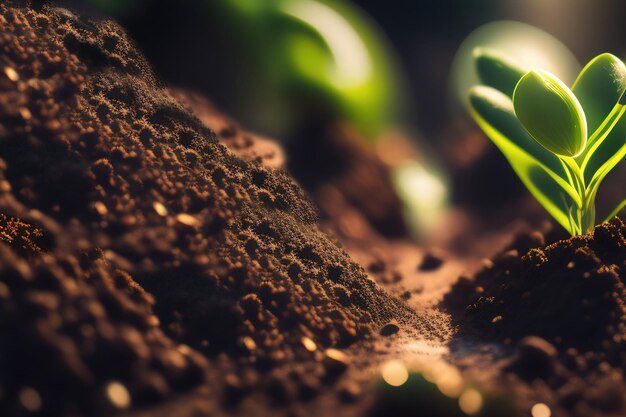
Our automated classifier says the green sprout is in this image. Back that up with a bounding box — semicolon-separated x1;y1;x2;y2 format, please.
468;50;626;235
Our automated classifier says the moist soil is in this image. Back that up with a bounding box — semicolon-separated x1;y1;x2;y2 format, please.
445;219;626;417
1;2;626;417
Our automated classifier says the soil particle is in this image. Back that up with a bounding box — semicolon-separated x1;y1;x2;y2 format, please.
419;251;444;271
506;336;558;381
379;322;400;337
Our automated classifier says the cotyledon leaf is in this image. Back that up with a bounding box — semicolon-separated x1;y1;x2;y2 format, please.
572;53;626;138
573;53;626;179
468;86;580;233
473;47;526;98
513;70;587;158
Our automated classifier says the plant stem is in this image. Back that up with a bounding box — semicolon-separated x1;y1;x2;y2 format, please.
560;156;595;234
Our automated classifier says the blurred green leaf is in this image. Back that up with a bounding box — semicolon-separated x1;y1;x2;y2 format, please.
210;0;405;141
513;70;587;157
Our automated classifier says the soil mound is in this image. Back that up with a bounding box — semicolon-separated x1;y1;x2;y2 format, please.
445;218;626;366
0;2;441;415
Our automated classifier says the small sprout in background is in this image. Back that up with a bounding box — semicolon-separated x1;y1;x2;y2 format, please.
469;50;626;235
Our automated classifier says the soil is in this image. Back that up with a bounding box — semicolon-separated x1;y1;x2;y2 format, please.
445;219;626;417
2;2;626;417
0;2;447;416
287;123;408;238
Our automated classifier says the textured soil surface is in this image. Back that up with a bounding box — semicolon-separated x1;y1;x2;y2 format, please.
445;219;626;417
3;2;626;417
0;2;448;416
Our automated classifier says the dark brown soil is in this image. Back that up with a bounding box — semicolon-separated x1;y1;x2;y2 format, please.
0;2;445;416
446;219;626;356
287;124;408;238
445;218;626;417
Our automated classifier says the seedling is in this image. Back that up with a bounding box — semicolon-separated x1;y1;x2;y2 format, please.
469;50;626;235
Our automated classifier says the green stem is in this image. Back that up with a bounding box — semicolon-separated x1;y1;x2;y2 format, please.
560;156;595;234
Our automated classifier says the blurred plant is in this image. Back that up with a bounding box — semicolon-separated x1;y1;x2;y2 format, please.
469;51;626;235
207;0;406;141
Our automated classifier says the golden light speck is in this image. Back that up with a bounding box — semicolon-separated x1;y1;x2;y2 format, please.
153;201;168;216
435;367;465;397
458;388;483;415
301;336;317;352
94;201;108;215
422;361;448;383
381;360;409;387
167;351;187;368
4;66;19;81
177;344;192;355
242;336;256;350
531;403;551;417
147;315;160;327
491;315;502;323
19;107;32;120
19;387;42;412
325;348;348;363
105;381;131;410
176;213;200;227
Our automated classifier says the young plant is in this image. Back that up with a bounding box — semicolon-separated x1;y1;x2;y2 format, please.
468;49;626;235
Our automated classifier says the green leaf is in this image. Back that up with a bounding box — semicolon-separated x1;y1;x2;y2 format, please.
572;53;626;136
513;70;587;157
473;47;526;98
603;198;626;223
580;104;626;182
586;118;626;202
468;86;580;233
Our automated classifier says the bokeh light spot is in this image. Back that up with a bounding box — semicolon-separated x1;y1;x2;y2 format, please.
458;388;483;415
531;403;551;417
381;360;409;387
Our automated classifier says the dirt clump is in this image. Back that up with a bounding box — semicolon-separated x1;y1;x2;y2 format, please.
445;218;626;417
445;218;626;358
